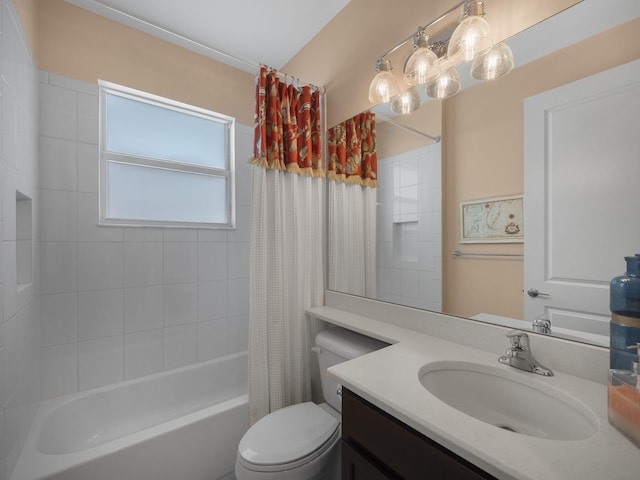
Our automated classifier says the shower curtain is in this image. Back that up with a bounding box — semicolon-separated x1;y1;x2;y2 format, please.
248;67;324;424
327;112;378;298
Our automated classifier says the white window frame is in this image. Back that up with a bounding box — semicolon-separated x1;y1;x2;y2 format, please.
98;80;236;229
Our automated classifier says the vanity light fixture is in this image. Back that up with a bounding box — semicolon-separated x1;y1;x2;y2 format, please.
368;58;401;104
403;30;440;85
390;86;421;114
368;0;514;111
447;0;493;63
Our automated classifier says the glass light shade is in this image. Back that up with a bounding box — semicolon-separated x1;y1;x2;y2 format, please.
470;42;514;81
447;15;493;63
390;87;421;114
404;47;440;85
426;67;461;99
368;69;401;104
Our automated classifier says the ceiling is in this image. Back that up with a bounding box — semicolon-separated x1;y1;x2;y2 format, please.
65;0;351;73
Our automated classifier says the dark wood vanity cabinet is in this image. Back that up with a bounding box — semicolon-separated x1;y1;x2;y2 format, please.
341;389;498;480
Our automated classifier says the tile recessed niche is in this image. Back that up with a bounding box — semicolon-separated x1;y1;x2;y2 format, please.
16;191;32;289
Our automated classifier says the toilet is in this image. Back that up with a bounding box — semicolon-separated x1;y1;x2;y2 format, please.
235;327;387;480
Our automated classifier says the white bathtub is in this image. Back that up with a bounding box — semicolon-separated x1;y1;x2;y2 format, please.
11;352;248;480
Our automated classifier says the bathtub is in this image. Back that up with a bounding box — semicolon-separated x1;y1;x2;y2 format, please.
11;352;248;480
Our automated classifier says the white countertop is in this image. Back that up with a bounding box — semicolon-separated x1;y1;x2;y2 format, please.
308;306;640;480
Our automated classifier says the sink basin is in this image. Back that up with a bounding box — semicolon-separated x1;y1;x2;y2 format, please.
419;361;599;440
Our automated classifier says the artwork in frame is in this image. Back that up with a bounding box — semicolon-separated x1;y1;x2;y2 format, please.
459;194;524;243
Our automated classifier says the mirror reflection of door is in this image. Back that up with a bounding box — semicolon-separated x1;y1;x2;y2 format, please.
524;59;640;343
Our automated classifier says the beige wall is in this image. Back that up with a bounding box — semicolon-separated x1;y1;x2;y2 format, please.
442;18;640;319
18;0;255;125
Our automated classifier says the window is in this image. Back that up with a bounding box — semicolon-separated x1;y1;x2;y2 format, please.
99;81;235;228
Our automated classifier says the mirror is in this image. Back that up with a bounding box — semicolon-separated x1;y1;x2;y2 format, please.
327;1;640;347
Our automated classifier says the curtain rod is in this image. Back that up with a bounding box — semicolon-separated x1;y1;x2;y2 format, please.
66;0;325;92
376;114;440;143
260;64;324;93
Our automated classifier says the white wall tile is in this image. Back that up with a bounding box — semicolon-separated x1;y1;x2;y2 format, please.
197;319;227;361
163;284;197;327
164;323;198;370
197;242;227;282
77;143;98;193
40;189;77;241
77;242;123;291
77;192;123;241
228;205;250;242
197;228;227;242
40;242;77;294
78;289;123;341
2;80;19;170
163;242;197;284
39;137;77;191
41;343;77;399
41;293;78;346
197;280;227;321
227;242;249;279
2;164;17;241
235;169;251;207
163;229;197;242
39;83;77;141
123;227;163;242
78;336;123;390
123;242;163;287
228;278;249;317
227;314;249;354
47;73;97;96
2;242;17;320
124;330;163;379
77;93;98;145
124;286;163;333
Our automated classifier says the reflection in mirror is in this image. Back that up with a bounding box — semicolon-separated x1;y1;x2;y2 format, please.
327;0;640;347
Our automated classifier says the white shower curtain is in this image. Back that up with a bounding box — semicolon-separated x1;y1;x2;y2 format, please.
328;181;377;298
248;165;324;424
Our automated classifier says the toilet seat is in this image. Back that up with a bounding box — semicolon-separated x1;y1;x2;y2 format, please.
237;402;340;473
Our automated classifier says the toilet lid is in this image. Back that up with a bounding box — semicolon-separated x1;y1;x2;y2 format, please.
238;402;339;466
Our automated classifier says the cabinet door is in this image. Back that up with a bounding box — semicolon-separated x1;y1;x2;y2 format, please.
342;441;396;480
342;389;498;480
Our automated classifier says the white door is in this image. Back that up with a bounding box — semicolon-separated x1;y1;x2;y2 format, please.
524;59;640;339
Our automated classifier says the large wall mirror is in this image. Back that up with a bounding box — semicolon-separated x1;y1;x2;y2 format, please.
327;0;640;347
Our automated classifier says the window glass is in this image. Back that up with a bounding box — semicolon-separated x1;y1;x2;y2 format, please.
107;162;228;224
99;81;235;228
105;94;227;169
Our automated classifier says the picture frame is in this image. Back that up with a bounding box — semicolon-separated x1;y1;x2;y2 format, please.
459;194;524;243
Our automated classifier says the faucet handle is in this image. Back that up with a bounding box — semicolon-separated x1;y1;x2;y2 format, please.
505;330;529;350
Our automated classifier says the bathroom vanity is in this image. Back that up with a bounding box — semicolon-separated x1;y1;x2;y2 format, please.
308;297;640;480
341;388;496;479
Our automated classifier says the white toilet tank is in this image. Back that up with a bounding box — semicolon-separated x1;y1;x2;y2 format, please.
314;327;387;412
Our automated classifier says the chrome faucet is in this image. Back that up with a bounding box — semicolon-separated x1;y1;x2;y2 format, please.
532;316;551;335
498;330;553;376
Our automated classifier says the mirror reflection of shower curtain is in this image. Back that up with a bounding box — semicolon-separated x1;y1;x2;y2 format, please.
328;182;377;298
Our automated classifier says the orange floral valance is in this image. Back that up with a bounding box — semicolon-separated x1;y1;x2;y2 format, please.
327;112;377;187
251;66;323;177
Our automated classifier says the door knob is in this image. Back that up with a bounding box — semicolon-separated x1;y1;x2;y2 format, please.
527;288;550;298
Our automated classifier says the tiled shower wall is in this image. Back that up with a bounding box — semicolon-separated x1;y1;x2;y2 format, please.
0;2;41;479
38;73;251;399
376;143;442;312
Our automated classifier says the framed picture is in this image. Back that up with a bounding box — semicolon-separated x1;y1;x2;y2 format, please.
459;194;524;243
